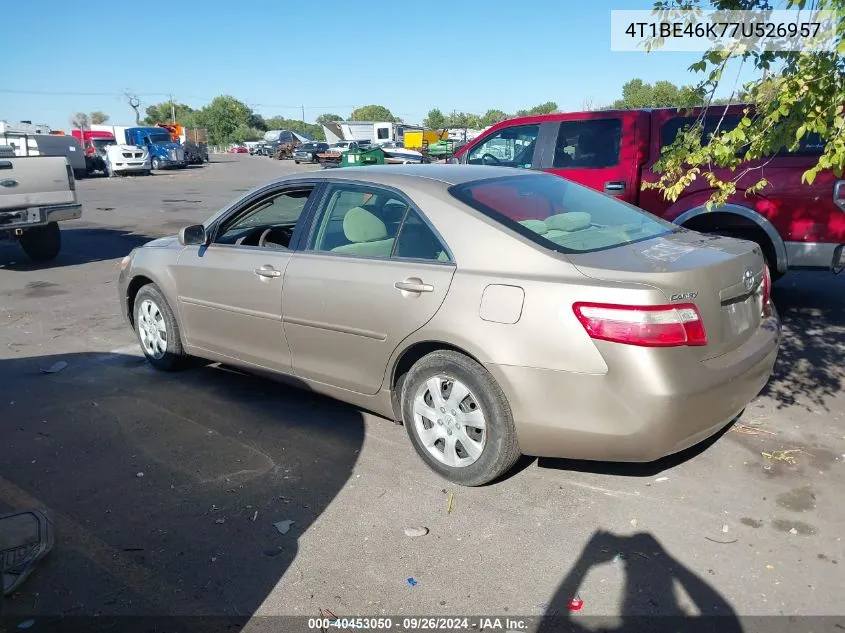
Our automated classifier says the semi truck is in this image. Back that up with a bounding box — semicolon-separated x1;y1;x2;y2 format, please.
155;123;209;164
90;124;186;170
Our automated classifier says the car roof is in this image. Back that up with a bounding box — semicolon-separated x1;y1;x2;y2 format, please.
277;164;539;189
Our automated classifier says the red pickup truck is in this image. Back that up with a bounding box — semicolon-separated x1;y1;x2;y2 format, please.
453;106;845;279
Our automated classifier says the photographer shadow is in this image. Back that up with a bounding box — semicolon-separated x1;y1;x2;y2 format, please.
537;531;743;633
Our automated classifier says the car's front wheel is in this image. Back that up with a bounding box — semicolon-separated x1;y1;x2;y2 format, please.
401;350;521;486
133;284;187;371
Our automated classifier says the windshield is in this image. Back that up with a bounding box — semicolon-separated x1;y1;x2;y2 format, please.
148;133;172;144
92;138;115;150
448;174;675;254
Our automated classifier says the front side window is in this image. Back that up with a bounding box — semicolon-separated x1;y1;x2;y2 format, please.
467;124;539;168
215;187;313;249
553;119;622;169
377;128;390;139
449;174;674;254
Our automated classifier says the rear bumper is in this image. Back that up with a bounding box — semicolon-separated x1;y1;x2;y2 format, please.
0;203;82;231
786;241;845;271
486;311;781;462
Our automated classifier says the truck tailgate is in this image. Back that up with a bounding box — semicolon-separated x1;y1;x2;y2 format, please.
0;157;76;211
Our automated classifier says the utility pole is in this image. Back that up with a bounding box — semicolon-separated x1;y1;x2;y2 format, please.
301;105;305;123
169;94;176;123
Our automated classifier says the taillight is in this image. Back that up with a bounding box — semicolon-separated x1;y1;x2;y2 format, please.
572;302;708;347
66;164;76;191
762;265;772;317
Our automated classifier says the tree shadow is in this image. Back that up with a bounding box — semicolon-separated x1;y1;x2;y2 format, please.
0;352;364;628
537;531;742;632
762;272;845;411
0;228;156;271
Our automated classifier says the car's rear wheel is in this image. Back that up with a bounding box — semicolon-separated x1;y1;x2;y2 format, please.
133;284;187;371
401;350;521;486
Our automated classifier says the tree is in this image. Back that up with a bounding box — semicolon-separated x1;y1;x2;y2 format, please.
124;93;142;125
349;105;397;122
480;109;509;127
90;111;109;125
445;111;482;129
70;112;90;130
142;102;198;126
423;108;447;129
199;95;259;146
519;101;559;116
316;113;342;127
644;0;844;208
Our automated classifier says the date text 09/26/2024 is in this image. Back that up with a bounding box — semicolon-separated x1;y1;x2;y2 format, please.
307;616;528;630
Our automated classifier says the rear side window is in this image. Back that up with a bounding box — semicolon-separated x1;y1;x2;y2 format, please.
662;114;826;156
449;174;674;254
552;119;622;169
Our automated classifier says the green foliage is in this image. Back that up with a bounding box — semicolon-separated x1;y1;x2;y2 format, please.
90;111;109;125
316;113;342;127
480;109;509;127
197;95;258;145
350;105;397;122
515;101;559;116
644;0;845;207
142;102;199;126
424;108;447;129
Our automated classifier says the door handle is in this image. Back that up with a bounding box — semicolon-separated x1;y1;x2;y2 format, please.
0;179;17;188
395;278;433;293
604;181;626;194
254;265;282;278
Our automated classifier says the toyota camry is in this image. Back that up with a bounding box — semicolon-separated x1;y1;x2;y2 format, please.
118;165;780;485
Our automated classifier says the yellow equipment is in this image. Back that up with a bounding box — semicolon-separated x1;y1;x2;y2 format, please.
403;129;447;150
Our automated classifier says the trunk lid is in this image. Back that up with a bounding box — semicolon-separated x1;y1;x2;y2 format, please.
568;229;767;359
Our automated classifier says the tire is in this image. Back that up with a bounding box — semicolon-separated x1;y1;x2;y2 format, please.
401;350;521;486
294;160;300;164
133;284;187;371
19;222;61;262
151;157;161;170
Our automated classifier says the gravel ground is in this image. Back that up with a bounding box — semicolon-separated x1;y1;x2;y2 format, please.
1;155;843;630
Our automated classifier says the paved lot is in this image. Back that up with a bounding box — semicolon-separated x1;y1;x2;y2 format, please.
1;155;844;628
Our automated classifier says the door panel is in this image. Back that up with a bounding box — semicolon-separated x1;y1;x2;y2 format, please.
540;112;645;205
282;253;455;393
175;246;292;370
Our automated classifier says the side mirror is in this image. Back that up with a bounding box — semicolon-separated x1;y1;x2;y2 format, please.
178;224;207;246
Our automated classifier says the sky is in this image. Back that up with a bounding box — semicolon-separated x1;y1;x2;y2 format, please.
2;0;760;130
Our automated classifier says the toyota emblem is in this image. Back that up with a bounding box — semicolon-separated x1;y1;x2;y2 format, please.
742;268;754;292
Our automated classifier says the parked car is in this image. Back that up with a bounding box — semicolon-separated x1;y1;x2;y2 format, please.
118;165;779;486
453;106;845;280
294;142;330;164
0;155;82;261
249;142;267;156
328;140;371;154
228;145;248;154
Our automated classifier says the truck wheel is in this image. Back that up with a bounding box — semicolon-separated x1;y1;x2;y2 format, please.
133;284;187;371
20;222;61;262
151;158;161;170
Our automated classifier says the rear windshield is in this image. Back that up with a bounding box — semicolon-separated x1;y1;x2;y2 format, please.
448;174;675;254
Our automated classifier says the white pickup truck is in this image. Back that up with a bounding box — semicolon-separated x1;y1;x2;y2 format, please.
0;152;82;262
